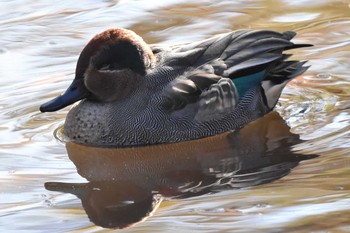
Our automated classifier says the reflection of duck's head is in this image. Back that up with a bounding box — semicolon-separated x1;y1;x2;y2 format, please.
40;27;311;147
45;181;161;229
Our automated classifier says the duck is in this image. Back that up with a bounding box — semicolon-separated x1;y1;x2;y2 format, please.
40;27;312;147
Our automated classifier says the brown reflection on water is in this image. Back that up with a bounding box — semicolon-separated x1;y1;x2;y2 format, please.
45;112;316;229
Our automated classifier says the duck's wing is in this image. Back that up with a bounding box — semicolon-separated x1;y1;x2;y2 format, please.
160;30;312;116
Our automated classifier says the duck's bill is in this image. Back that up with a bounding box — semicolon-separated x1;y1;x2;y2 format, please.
40;79;89;112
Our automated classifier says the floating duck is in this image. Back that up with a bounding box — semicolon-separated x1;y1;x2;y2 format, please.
40;28;311;147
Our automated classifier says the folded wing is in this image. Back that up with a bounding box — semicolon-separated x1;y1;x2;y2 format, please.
160;30;312;119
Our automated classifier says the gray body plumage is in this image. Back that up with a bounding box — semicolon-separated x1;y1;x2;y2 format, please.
64;30;310;147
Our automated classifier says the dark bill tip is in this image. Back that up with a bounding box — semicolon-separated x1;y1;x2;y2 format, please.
40;79;89;112
40;94;70;112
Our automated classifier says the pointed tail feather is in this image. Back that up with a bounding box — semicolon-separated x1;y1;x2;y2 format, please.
262;60;310;109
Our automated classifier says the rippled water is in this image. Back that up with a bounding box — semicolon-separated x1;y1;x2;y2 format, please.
1;0;350;232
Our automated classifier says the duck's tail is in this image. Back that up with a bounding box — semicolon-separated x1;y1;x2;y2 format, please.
261;60;310;109
219;30;312;110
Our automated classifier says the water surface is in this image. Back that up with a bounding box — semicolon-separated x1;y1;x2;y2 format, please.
1;0;350;232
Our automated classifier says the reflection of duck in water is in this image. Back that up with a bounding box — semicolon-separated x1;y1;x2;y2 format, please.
45;112;317;229
40;28;311;147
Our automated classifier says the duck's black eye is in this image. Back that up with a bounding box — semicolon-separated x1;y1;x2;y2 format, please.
97;62;125;71
99;64;110;71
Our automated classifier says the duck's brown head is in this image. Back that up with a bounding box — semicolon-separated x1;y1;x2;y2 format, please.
40;28;156;112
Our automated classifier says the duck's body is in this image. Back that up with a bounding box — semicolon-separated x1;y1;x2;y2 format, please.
40;28;311;147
